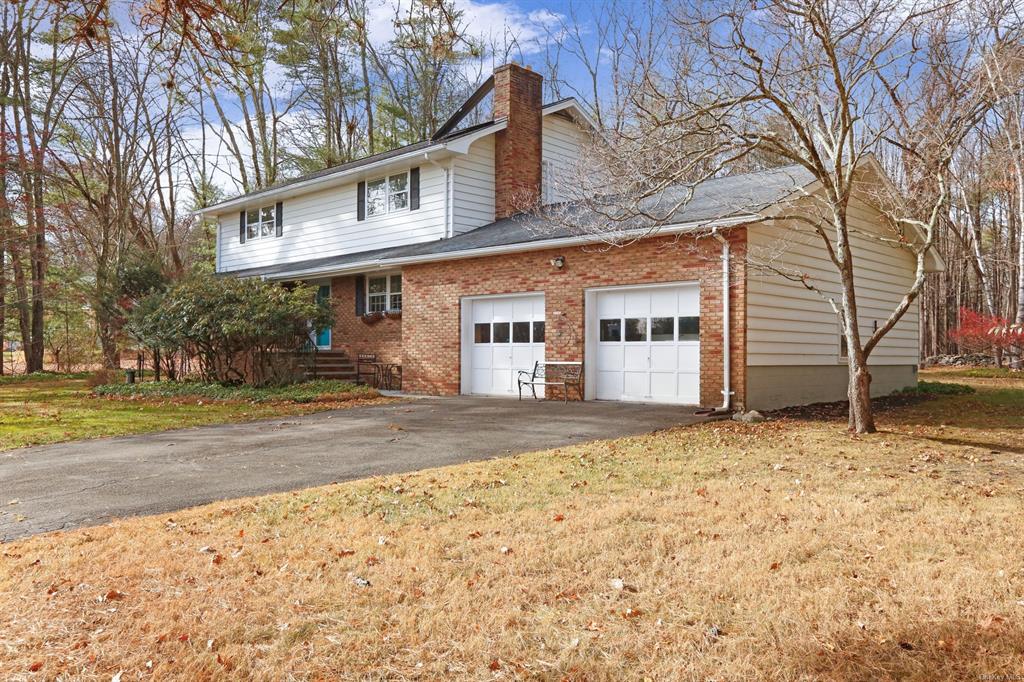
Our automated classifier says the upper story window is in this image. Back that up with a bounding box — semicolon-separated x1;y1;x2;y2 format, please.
366;172;409;217
367;273;402;312
246;205;278;240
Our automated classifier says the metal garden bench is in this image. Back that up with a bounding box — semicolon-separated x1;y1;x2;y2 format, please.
517;361;583;403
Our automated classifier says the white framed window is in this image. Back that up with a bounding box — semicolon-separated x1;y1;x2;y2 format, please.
367;273;402;312
366;171;409;217
245;205;278;240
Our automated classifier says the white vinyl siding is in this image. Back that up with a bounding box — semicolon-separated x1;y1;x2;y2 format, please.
451;135;495;235
216;163;446;273
541;114;589;204
746;195;920;367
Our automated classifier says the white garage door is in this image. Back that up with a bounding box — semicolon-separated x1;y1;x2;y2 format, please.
466;294;545;397
593;284;700;404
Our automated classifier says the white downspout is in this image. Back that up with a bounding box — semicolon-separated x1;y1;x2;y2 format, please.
711;227;733;412
423;152;452;238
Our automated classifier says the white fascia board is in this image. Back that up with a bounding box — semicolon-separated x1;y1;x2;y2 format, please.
255;214;755;282
196;121;506;218
542;99;599;133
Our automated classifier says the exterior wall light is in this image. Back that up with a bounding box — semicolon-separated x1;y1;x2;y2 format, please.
550;255;565;269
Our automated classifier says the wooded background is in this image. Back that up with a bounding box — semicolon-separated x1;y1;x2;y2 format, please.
0;0;1021;374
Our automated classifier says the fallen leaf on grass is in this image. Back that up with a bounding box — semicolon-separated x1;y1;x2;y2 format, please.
336;549;356;557
104;590;126;601
29;661;42;672
553;514;565;522
978;615;1006;630
489;659;500;671
770;562;781;571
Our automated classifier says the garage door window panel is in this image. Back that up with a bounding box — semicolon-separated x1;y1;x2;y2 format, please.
493;322;510;343
600;319;621;342
651;317;674;342
512;321;530;343
533;321;545;342
678;316;700;341
474;323;490;343
624;318;647;342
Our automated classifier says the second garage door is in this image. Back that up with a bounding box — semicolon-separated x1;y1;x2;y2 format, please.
592;283;701;404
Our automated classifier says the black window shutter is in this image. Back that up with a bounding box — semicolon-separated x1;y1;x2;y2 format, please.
275;201;283;237
239;210;246;243
355;275;366;315
357;181;366;221
410;167;420;210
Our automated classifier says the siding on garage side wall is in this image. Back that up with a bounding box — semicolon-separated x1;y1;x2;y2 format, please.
745;194;920;367
452;136;495;235
216;162;448;273
541;113;589;204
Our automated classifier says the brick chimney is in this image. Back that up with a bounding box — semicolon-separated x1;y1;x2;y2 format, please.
493;63;543;219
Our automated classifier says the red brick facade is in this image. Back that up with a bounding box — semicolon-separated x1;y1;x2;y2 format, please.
493;63;543;219
392;232;747;408
328;275;403;363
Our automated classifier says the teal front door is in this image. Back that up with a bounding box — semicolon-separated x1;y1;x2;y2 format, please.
314;285;331;349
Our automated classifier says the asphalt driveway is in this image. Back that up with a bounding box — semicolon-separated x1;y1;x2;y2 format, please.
0;396;707;541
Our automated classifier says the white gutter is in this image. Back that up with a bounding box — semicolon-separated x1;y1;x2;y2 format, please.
710;227;733;413
250;214;756;282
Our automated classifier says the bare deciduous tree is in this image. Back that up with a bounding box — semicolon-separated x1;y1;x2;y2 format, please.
540;0;1009;433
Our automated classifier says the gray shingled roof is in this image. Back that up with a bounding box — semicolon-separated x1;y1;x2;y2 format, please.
226;164;815;279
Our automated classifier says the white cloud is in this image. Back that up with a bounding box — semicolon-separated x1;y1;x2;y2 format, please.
366;0;563;57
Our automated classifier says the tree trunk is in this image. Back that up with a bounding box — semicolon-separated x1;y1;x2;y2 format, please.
847;352;875;433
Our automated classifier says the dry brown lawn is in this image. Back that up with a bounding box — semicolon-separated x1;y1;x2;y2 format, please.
2;368;1023;680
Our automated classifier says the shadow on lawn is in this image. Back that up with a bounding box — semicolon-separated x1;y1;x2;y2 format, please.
789;617;1024;681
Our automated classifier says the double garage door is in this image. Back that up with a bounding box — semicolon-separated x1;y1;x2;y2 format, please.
463;283;700;404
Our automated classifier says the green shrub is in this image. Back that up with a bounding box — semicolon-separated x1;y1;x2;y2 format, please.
900;381;976;396
94;379;374;404
127;273;333;386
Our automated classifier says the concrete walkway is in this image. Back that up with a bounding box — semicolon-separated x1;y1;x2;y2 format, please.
0;396;706;541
